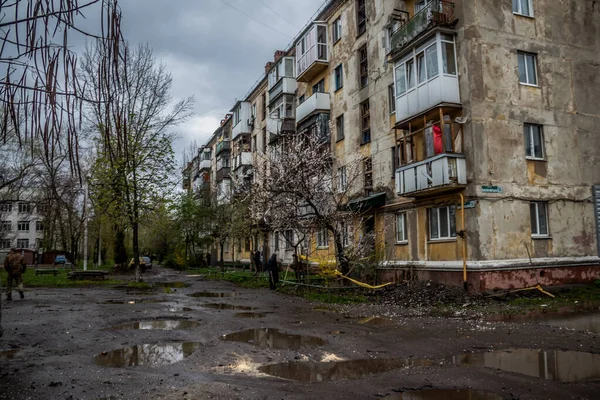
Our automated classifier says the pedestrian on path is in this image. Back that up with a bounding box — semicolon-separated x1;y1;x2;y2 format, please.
253;250;261;273
4;248;26;301
267;253;279;290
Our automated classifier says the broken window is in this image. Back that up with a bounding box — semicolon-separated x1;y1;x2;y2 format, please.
530;202;549;237
359;45;368;88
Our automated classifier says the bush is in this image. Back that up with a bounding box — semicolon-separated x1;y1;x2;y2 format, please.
163;255;185;271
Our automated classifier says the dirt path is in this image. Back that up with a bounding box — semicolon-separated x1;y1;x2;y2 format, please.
0;266;598;399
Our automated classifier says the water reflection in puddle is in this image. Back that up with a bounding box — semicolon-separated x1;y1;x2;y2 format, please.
357;316;394;326
234;312;266;318
258;357;433;382
222;328;325;350
189;291;237;298
108;320;201;330
168;307;193;312
451;349;600;382
0;349;20;359
381;389;503;400
487;311;600;334
94;342;201;367
203;303;255;311
102;299;167;305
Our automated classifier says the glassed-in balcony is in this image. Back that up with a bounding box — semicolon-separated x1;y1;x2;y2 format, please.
215;140;231;156
390;0;455;55
296;23;328;82
296;92;330;123
231;101;252;139
396;154;465;196
232;152;252;171
199;159;211;171
269;77;297;104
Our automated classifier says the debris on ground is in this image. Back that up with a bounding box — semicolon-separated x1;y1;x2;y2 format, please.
373;281;486;308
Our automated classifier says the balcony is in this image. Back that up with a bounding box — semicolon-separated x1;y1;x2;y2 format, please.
296;23;328;82
396;153;466;196
296;92;330;123
216;167;231;182
232;152;252;171
268;77;297;104
231;101;252;139
215;140;231;156
390;0;455;56
199;159;211;171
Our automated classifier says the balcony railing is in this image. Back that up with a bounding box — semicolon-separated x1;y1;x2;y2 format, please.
216;167;231;182
396;153;465;196
199;159;211;171
296;23;328;82
390;0;455;54
296;92;330;123
216;140;231;155
232;152;252;170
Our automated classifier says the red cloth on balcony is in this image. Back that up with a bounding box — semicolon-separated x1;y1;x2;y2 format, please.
433;125;443;154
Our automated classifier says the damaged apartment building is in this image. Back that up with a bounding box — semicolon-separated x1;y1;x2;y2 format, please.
183;0;600;292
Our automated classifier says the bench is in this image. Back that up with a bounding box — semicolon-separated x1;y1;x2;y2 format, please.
35;268;59;276
68;270;109;281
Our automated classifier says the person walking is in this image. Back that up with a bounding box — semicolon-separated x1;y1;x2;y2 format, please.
253;250;261;273
267;253;279;290
4;248;26;301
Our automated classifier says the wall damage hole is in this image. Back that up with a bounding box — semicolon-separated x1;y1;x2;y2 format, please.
189;291;237;298
258;357;434;382
381;389;503;400
202;303;255;311
94;342;202;368
451;349;600;382
234;312;266;318
107;320;201;331
222;328;326;350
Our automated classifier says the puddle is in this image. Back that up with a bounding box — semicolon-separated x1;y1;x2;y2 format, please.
358;316;394;326
258;357;433;382
168;307;193;312
487;311;600;334
189;291;237;298
234;312;266;318
102;299;167;305
202;303;255;311
0;349;20;359
94;342;202;368
381;389;503;400
222;328;326;350
154;282;190;288
451;349;600;382
108;320;201;330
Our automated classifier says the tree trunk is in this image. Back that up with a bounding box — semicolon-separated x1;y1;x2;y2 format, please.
219;241;225;273
334;230;349;275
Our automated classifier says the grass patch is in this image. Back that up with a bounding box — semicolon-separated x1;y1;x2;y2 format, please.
0;269;123;288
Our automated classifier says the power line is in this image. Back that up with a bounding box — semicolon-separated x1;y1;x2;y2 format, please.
258;0;300;29
219;0;293;39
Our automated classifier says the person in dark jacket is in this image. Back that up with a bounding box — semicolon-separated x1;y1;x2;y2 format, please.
4;248;26;301
253;250;261;273
267;253;279;290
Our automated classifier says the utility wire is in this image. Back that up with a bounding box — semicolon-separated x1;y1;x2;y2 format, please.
258;0;300;29
219;0;293;39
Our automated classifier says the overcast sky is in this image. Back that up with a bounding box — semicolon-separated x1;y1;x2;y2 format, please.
116;0;325;163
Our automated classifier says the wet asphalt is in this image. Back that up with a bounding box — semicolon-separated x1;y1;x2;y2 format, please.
0;266;598;400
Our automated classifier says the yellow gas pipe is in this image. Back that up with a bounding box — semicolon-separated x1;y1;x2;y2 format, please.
459;193;467;291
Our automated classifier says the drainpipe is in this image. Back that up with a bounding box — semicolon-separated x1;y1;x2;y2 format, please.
458;193;467;291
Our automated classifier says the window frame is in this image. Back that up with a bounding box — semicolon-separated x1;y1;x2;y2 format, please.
338;165;347;193
524;123;545;160
336;114;345;142
530;201;550;237
341;222;350;248
428;206;457;240
0;239;11;249
36;221;44;231
1;221;11;231
359;45;368;88
332;16;342;43
395;212;408;244
312;78;325;94
317;227;329;248
334;64;343;91
17;220;30;232
18;202;32;213
360;100;370;144
388;84;396;114
518;51;538;86
512;0;534;17
363;157;373;195
356;0;366;36
16;238;29;249
274;231;280;251
284;230;294;249
0;202;12;213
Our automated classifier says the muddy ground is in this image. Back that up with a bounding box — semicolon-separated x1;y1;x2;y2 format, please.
0;266;598;400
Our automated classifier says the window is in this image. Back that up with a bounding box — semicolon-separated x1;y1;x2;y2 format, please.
261;93;267;120
356;0;366;36
298;94;305;105
386;21;400;51
1;221;10;231
530;202;549;237
518;52;537;85
0;239;11;249
252;103;257;118
441;35;457;75
317;227;329;248
252;136;257;152
336;114;345;141
18;203;32;213
17;221;29;231
524;123;544;159
16;239;29;249
360;100;370;144
224;240;230;253
338;166;347;192
396;213;408;243
406;59;415;89
313;79;325;94
429;206;456;240
332;16;342;43
417;52;426;84
262;127;267;153
0;202;12;213
513;0;533;17
359;45;368;88
341;222;349;248
388;84;395;114
363;157;373;196
415;0;427;13
334;64;343;90
395;63;406;96
284;230;294;249
36;221;44;231
274;232;280;251
426;43;439;79
245;238;251;252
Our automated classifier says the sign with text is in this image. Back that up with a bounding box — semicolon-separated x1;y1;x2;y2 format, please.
482;185;502;193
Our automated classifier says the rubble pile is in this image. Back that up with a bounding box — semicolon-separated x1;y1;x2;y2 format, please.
374;281;485;308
